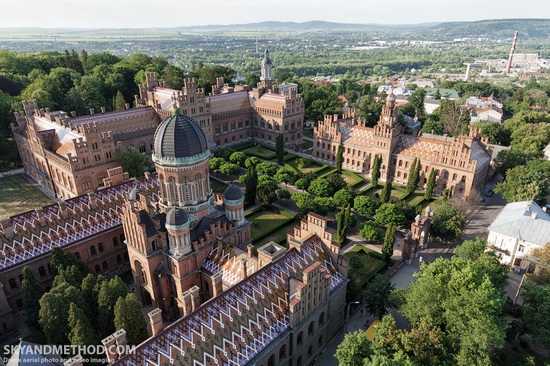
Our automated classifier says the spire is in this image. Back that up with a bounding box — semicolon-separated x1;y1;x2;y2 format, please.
260;49;274;81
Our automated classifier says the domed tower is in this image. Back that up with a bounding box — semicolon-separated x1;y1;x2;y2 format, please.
165;207;191;256
152;109;214;220
223;184;245;226
260;49;274;82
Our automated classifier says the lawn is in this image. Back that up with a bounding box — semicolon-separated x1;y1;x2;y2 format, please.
342;170;366;187
246;208;295;241
254;220;296;248
242;145;276;160
346;247;387;290
210;177;229;194
0;175;53;219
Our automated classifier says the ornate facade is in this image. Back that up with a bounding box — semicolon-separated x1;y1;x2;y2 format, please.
12;101;160;198
136;50;305;151
313;94;493;197
122;110;252;318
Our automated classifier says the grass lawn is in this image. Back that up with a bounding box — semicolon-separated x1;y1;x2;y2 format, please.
364;188;403;201
242;146;276;160
0;175;53;219
247;209;294;241
346;247;387;289
408;194;426;206
254;220;296;248
342;170;365;187
301;140;313;150
210;177;229;194
317;167;337;179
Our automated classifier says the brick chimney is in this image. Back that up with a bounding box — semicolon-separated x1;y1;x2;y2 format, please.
101;335;117;363
147;308;163;336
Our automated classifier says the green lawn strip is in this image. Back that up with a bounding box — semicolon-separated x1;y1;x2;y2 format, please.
346;248;387;289
317;167;337;179
253;220;296;249
408;194;426;206
248;209;295;242
342;170;365;187
0;175;53;219
232;142;256;151
301;140;313;149
242;146;276;160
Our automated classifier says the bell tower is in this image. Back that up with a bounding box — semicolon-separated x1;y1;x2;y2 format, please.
372;93;403;180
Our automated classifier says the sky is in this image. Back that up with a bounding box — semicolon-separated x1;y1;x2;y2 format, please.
1;0;549;28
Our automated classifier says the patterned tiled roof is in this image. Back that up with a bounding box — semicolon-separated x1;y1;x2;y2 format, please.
202;243;258;287
69;107;158;127
395;135;491;171
115;236;346;366
0;176;160;272
338;120;374;148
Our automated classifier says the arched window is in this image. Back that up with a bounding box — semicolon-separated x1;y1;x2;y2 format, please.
461;175;466;183
98;242;104;252
94;265;100;273
120;234;125;243
318;335;324;346
8;278;17;289
297;331;303;346
102;261;108;270
74;252;80;259
443;171;449;180
113;237;119;246
405;161;409;168
452;173;457;181
297;356;302;366
267;355;275;366
308;321;314;337
279;345;286;360
319;312;325;327
38;266;46;277
404;173;408;179
90;246;96;256
308;345;313;358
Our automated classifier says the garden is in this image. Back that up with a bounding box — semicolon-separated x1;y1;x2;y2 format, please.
345;246;389;302
0;174;53;219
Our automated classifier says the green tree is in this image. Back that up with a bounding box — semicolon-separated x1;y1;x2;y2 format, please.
229;151;247;166
424;168;438;200
219;162;241;181
119;147;153;178
336;206;356;243
492;150;529;177
295;178;310;191
333;189;353;207
39;283;83;345
308;178;333;197
244;72;260;87
98;276;128;338
214;147;236;160
406;158;421;195
277;189;291;202
243;164;258;205
375;203;405;226
327;173;348;192
313;197;336;215
523;284;550;348
114;293;148;345
274;168;295;186
354;196;379;217
380;178;393;204
382;224;396;260
276;133;284;165
256;176;277;207
364;274;395;319
114;90;126;111
334;331;372;366
431;204;467;243
256;161;279;176
336;144;344;173
401;249;507;365
208;157;226;173
494;159;550;205
244;156;261;168
292;192;316;215
68;303;97;346
360;221;384;242
21;266;44;327
371;155;382;187
510;122;550;156
454;237;487;261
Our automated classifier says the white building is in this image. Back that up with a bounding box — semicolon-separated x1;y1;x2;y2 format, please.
488;201;550;270
543;142;550;161
466;96;503;123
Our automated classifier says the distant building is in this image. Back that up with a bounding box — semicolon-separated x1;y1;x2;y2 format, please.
466;96;503;123
543;142;550;160
313;93;493;198
488;201;550;270
424;98;441;115
411;80;434;88
137;50;305;151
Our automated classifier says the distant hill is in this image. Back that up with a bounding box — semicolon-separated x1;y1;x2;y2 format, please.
421;19;550;38
0;19;549;39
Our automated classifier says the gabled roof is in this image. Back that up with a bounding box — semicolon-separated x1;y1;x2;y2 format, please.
6;340;63;366
0;176;160;272
115;235;346;366
488;201;550;246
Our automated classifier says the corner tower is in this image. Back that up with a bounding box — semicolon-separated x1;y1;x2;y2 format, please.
153;109;214;220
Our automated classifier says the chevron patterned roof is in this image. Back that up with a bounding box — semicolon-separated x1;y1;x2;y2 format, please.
202;243;259;288
0;176;160;272
115;236;346;366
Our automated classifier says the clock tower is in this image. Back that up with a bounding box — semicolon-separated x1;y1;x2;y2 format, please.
372;93;402;181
